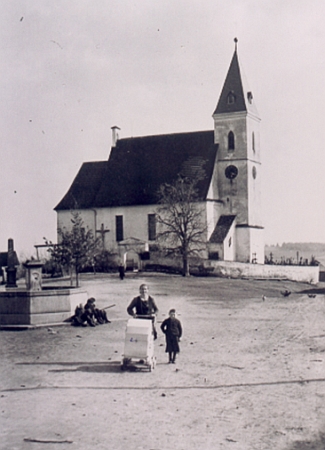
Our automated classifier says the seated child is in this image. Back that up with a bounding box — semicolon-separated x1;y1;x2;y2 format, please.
71;298;110;326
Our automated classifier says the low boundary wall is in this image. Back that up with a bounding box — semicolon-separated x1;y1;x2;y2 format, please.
144;254;319;284
200;260;319;284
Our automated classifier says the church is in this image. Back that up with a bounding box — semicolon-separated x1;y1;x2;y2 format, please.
55;42;264;268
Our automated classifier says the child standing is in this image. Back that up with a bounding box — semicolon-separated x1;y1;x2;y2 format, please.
160;309;183;363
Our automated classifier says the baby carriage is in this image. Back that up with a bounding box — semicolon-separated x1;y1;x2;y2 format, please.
121;315;156;372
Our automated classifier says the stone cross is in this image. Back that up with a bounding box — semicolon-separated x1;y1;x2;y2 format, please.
96;223;110;248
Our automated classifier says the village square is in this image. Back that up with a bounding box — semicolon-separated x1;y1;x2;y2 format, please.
2;1;325;449
1;272;325;449
1;38;325;449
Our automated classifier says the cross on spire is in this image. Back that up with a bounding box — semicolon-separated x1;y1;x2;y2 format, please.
234;37;238;51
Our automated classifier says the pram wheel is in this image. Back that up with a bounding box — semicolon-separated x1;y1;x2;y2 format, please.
148;356;156;372
121;357;131;371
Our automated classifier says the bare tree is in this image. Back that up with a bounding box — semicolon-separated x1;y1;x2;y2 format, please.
44;211;99;286
156;174;207;276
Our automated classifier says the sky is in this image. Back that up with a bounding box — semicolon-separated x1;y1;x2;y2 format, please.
1;0;325;258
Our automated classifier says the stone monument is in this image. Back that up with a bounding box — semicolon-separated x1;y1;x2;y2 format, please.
0;239;87;329
24;260;44;291
5;238;19;288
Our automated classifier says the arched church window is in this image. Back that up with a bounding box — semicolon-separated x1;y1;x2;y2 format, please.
228;131;235;151
252;132;255;152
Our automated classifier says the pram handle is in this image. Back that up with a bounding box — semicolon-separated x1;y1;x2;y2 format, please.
134;314;156;322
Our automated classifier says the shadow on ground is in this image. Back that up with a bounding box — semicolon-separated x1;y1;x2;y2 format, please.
50;362;122;373
17;360;166;374
287;431;325;449
17;361;123;373
298;287;325;295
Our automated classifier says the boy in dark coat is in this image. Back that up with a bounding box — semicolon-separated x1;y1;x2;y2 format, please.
160;309;182;363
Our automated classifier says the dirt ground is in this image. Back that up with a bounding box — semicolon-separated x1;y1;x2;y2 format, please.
1;272;325;450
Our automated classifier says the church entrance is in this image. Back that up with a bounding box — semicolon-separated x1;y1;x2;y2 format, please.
118;237;147;272
125;250;140;272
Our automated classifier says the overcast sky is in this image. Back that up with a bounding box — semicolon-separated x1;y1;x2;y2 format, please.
1;0;325;257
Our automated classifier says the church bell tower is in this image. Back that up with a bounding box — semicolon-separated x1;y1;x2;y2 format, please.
213;39;264;263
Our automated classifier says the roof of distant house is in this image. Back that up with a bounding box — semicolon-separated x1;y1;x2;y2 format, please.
55;130;218;210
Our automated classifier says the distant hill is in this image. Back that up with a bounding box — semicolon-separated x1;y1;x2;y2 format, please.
265;243;325;264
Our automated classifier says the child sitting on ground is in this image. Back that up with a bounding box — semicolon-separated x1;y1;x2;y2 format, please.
71;298;110;327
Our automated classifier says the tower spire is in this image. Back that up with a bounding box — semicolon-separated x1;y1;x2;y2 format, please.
213;41;259;118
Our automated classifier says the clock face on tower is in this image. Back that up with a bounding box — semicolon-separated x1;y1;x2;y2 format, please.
225;165;238;180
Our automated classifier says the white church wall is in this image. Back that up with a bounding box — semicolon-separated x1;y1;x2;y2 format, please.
57;210;96;236
57;201;209;256
223;220;236;261
247;158;263;226
246;113;261;162
206;200;223;241
57;206;155;252
235;226;264;264
95;204;158;250
250;227;265;264
235;226;250;262
206;159;220;204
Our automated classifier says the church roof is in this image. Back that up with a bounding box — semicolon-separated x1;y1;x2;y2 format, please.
55;130;218;210
55;161;108;210
213;49;259;118
209;215;236;244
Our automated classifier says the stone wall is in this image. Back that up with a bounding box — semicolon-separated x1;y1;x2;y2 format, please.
144;253;319;284
201;260;319;284
0;287;88;327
